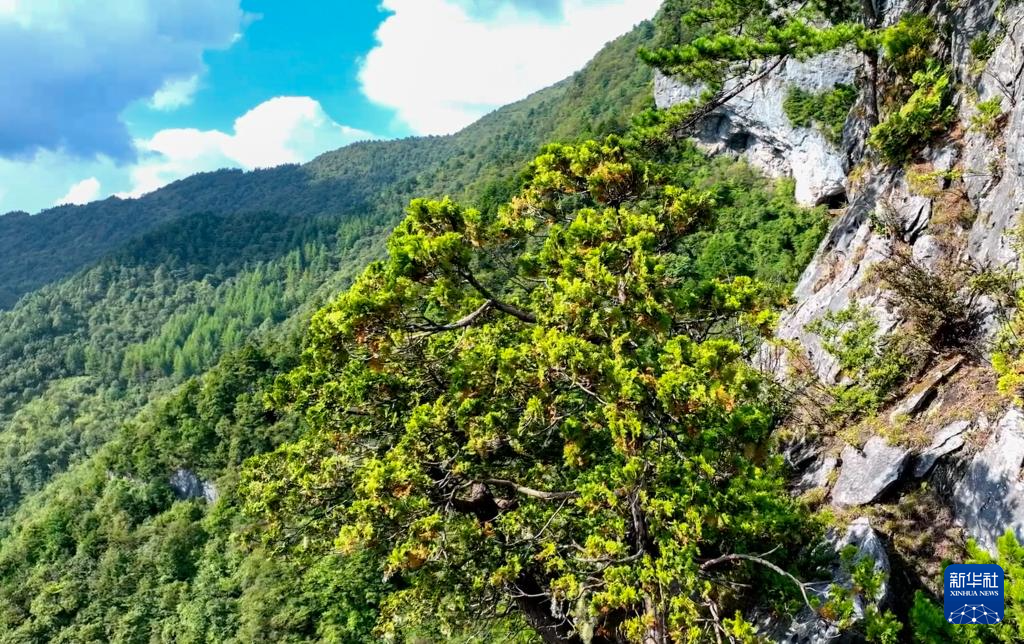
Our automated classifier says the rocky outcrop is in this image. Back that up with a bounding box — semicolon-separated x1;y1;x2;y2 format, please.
888;357;963;422
654;47;860;207
832;438;911;507
169;468;219;503
657;0;1024;557
798;454;838;492
913;419;970;478
953;408;1024;551
960;8;1024;274
774;169;924;383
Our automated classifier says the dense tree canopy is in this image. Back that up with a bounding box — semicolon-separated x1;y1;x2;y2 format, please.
243;132;833;642
0;1;984;641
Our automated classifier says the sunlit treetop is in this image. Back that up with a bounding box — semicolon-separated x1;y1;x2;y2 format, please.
241;133;848;642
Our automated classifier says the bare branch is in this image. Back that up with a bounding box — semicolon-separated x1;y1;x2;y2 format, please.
665;56;789;141
700;553;816;611
409;301;493;335
459;269;538;324
485;479;578;501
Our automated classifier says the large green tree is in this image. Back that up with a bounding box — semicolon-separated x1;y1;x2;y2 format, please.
243;137;823;642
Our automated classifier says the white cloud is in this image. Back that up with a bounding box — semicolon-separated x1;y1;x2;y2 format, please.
0;150;126;214
120;97;374;198
0;0;245;159
359;0;661;135
0;97;374;213
55;177;102;206
149;75;201;111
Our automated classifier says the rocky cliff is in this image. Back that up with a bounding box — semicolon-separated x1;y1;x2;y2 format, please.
659;0;1024;610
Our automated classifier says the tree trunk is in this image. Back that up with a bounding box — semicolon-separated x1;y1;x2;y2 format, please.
642;595;667;644
513;573;582;644
446;480;613;643
512;573;618;644
862;0;881;126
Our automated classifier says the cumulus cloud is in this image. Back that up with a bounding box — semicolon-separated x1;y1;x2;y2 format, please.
359;0;661;135
0;0;244;160
0;150;124;214
0;97;373;213
121;97;374;198
55;178;102;206
149;75;202;111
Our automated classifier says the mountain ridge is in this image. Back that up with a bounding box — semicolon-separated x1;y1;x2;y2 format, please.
0;20;655;310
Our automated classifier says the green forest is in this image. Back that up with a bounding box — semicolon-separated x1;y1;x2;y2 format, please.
1;0;1022;642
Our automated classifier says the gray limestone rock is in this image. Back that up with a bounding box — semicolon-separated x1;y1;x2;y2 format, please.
772;172;910;384
169;468;218;503
798;455;839;492
654;47;860;207
888;357;963;424
832;437;910;507
953;408;1024;552
963;6;1024;289
913;420;971;478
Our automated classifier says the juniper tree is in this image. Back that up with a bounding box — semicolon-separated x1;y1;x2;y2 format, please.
242;136;829;643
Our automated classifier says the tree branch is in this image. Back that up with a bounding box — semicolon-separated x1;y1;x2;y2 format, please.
459;269;538;324
666;56;789;141
485;479;578;501
410;301;493;335
700;553;816;611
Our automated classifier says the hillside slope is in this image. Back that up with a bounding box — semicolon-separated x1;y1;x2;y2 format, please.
0;7;838;641
19;0;1024;638
0;21;655;310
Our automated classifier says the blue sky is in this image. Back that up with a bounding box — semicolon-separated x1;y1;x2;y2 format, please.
0;0;661;214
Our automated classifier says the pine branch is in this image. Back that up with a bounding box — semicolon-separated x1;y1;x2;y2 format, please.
700;552;817;611
409;301;494;335
459;269;538;324
484;479;578;501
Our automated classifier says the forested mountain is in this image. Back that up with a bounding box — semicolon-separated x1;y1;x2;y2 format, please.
7;0;1024;642
0;21;655;311
0;209;388;518
0;18;657;528
0;15;673;642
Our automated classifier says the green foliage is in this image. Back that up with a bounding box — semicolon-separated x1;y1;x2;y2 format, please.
0;211;380;516
807;303;919;418
909;590;958;643
242;130;830;642
864;606;903;644
878;246;990;352
668;160;828;293
815;546;898;637
992;281;1024;400
869;64;955;165
970;32;997;64
783;84;858;145
880;15;936;77
641;4;867;89
864;15;956;165
971;97;1006;138
815;548;901;642
0;343;391;643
